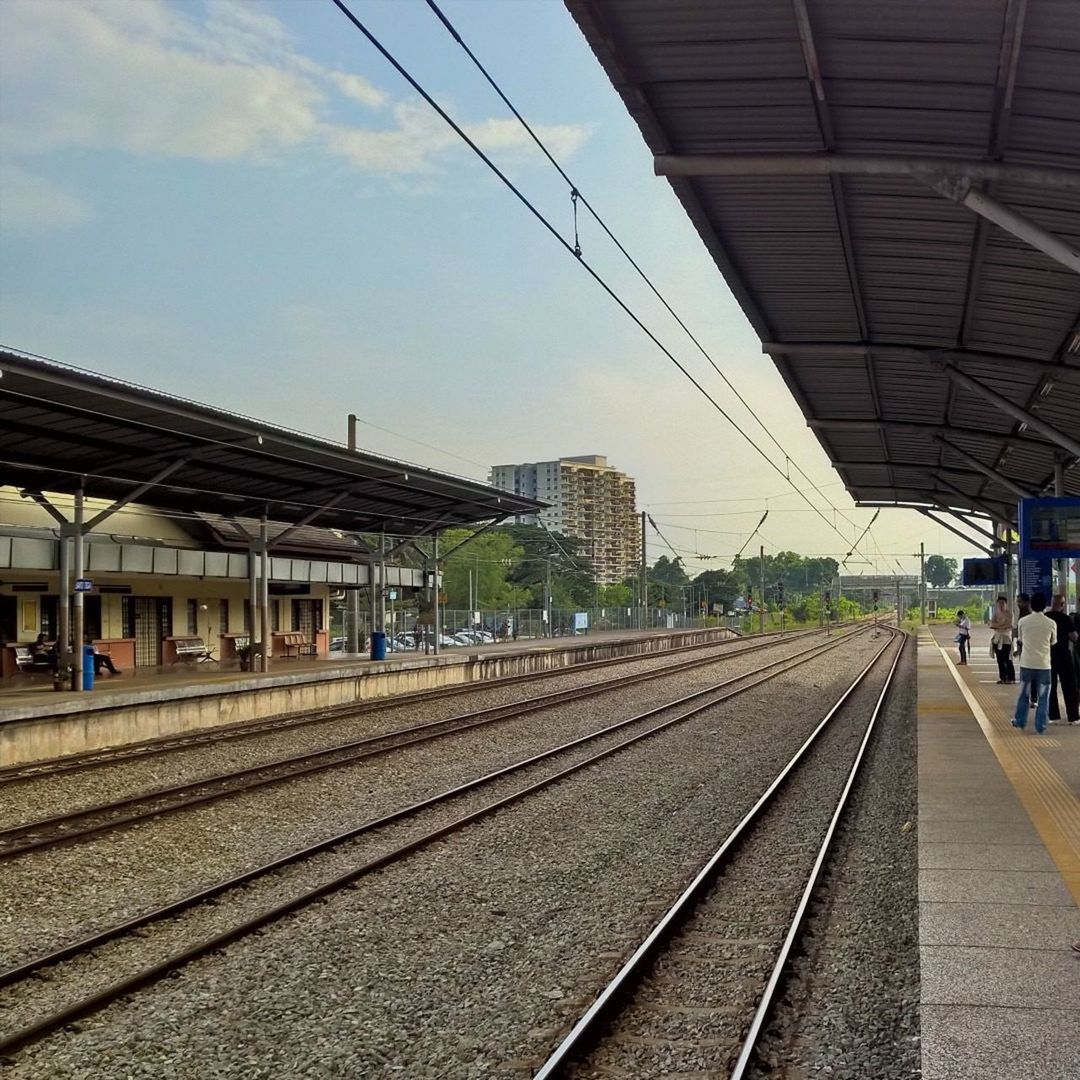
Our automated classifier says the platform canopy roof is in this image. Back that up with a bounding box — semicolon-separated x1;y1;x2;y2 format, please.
567;0;1080;530
0;349;542;543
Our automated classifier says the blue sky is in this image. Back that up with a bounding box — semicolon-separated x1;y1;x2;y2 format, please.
0;0;979;574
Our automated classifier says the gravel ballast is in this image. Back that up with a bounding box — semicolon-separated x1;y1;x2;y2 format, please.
0;630;824;830
2;632;890;1078
743;633;920;1080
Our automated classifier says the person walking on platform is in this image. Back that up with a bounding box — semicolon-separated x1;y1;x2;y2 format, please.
988;595;1015;683
1015;593;1038;707
954;609;972;665
1012;592;1056;735
1046;594;1079;725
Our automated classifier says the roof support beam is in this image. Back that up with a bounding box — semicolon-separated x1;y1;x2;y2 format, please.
653;152;1080;191
933;476;1017;523
83;457;191;532
19;489;68;526
267;491;353;551
763;341;1080;374
932;437;1035;499
936;362;1080;459
919;508;994;555
808;417;1057;451
923;175;1080;273
928;505;1000;545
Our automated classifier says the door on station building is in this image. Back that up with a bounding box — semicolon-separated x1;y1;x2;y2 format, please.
0;596;16;644
292;599;322;644
123;596;172;667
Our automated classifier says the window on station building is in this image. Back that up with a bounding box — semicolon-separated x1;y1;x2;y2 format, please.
38;595;101;641
186;599;198;636
271;599;281;632
244;599;252;632
218;599;229;635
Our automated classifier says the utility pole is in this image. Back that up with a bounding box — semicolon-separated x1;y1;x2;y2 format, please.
640;510;648;630
547;556;553;637
1054;458;1068;599
919;542;927;625
759;545;766;634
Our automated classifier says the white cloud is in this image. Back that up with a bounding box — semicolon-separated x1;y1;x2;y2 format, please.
0;0;587;176
0;164;93;232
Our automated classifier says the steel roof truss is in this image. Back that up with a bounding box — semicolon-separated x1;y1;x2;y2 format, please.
924;174;1080;274
932;436;1035;499
919;508;994;555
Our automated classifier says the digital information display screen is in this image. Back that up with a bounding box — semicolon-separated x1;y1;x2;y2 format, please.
1019;496;1080;560
962;556;1006;586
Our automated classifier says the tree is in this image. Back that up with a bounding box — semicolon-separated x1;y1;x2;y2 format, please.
437;528;530;609
648;555;689;607
925;555;958;589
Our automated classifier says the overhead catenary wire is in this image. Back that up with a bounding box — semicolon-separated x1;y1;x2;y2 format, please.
423;0;860;535
328;0;871;557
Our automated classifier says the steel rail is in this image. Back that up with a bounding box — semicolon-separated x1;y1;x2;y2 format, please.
532;630;903;1079
0;627;877;1055
730;637;906;1078
0;628;859;860
0;626;819;782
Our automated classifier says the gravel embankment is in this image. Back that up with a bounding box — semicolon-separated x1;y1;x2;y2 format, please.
0;631;821;830
2;633;889;1078
744;634;920;1080
0;630;864;970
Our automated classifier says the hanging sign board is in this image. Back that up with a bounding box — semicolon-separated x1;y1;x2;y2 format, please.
74;579;93;593
1019;496;1080;560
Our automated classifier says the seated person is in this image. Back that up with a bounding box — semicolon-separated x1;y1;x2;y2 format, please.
29;633;58;669
87;641;120;676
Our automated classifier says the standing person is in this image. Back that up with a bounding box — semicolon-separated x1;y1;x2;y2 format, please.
1046;595;1079;725
1015;593;1038;707
988;596;1015;683
1013;592;1057;734
954;609;972;665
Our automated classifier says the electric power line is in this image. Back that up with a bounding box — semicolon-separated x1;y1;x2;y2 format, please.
329;0;872;557
423;0;861;537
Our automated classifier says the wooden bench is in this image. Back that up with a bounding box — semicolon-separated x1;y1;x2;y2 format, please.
278;632;307;659
172;637;216;664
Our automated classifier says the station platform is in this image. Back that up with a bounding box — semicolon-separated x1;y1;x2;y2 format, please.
0;626;735;767
917;624;1080;1079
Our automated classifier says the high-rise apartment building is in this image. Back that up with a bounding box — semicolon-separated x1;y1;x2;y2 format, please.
489;455;640;585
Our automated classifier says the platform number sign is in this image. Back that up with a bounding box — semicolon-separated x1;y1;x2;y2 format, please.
74;579;92;593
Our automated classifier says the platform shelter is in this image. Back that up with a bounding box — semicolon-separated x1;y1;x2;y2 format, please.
0;348;541;691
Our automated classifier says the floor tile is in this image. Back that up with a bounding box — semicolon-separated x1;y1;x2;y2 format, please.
921;944;1080;1007
919;867;1075;906
920;901;1080;948
921;1004;1080;1079
918;841;1058;872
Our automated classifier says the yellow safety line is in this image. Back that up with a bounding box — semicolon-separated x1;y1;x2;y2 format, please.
926;639;1080;908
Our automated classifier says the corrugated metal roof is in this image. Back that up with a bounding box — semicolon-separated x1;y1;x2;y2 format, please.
567;0;1080;518
0;349;542;536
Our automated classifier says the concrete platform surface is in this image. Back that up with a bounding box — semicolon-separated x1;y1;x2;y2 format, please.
918;624;1080;1080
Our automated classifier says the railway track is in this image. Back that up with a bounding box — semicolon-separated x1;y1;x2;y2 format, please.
533;629;906;1079
0;626;867;860
0;624;879;1059
0;626;834;783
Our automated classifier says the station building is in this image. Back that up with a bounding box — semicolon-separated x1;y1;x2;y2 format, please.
0;489;430;674
0;348;540;687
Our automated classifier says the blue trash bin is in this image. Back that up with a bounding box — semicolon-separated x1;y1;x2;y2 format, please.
82;644;96;690
370;631;387;661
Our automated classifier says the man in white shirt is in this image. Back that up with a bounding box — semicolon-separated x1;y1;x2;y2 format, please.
1013;592;1057;735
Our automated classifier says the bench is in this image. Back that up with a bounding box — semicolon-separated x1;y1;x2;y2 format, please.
14;646;55;674
278;632;309;659
172;637;217;664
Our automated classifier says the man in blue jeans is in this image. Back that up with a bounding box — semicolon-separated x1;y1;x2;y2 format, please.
1013;592;1057;734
